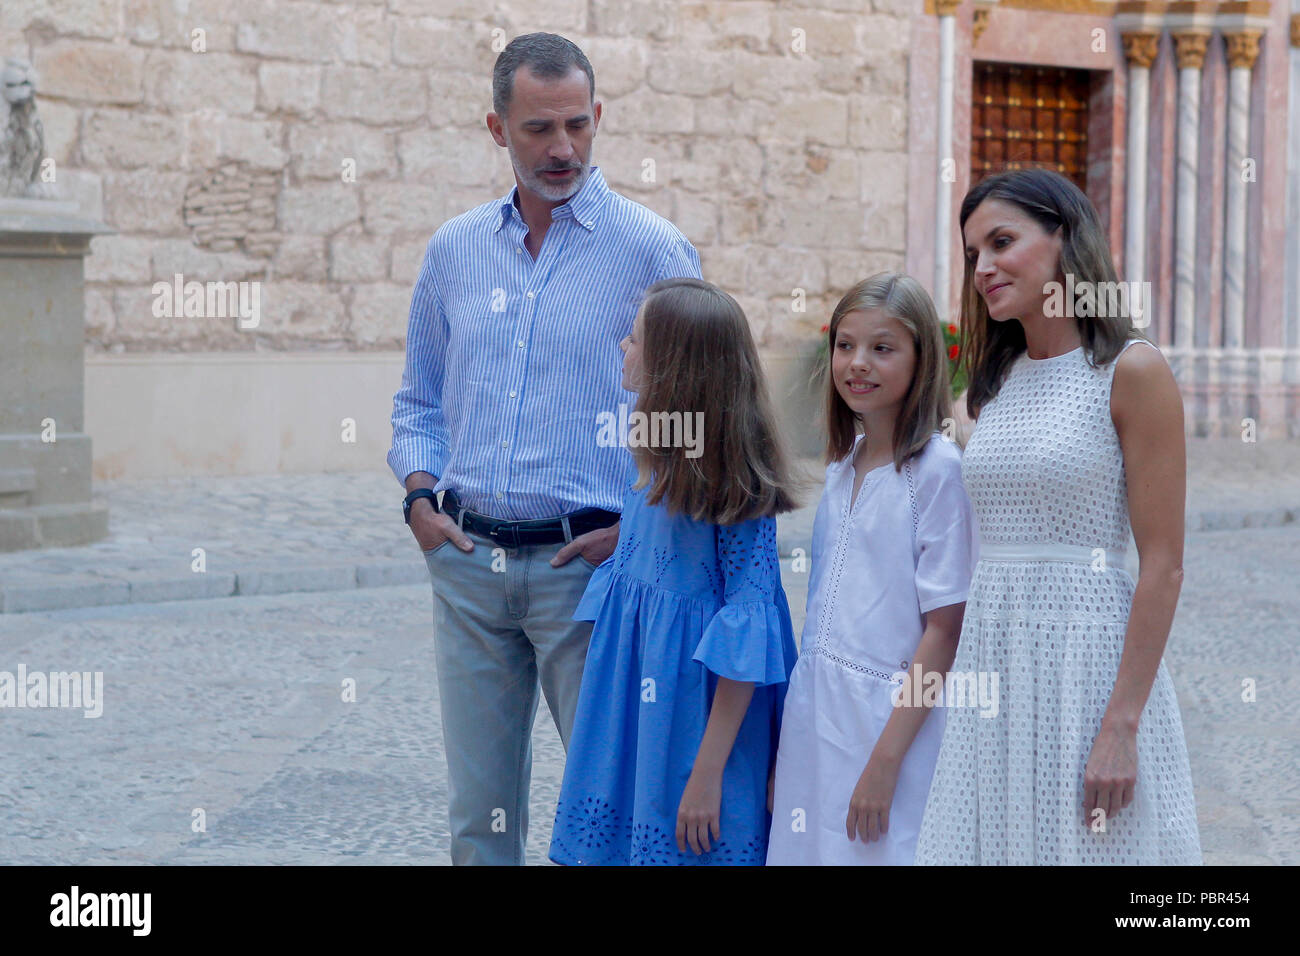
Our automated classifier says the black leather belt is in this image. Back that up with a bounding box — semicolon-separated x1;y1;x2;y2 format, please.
441;490;618;548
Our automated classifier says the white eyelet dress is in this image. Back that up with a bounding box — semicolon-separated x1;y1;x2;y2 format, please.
767;432;979;865
914;339;1202;865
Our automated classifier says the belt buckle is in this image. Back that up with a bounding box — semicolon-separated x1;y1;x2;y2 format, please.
490;523;519;549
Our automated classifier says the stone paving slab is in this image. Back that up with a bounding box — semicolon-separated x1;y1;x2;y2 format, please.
1;438;1296;614
0;524;1293;865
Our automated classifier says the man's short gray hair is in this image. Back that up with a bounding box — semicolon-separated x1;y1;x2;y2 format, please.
492;33;595;118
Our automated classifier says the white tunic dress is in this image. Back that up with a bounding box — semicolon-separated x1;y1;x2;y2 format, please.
915;340;1203;865
767;432;979;865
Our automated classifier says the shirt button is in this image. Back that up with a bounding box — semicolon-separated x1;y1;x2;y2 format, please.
502;440;508;447
517;339;524;348
585;220;593;227
509;390;517;397
515;248;522;254
496;492;503;500
526;291;535;299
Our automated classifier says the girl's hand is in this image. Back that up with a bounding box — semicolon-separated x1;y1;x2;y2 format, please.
846;756;900;843
676;771;722;855
1083;719;1138;830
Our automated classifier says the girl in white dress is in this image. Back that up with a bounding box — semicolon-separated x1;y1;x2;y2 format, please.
767;273;979;866
915;169;1202;865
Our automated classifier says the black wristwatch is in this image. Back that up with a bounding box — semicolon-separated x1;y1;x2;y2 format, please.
403;488;439;524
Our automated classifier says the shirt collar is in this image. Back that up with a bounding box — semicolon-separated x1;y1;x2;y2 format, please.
495;165;609;233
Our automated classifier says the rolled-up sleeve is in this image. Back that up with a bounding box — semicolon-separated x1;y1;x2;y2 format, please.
387;239;451;485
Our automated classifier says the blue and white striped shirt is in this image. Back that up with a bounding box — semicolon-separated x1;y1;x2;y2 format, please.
388;166;702;520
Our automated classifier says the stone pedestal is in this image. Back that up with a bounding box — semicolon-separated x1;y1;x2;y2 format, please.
0;198;113;551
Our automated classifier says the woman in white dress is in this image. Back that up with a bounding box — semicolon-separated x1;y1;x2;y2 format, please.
915;169;1202;865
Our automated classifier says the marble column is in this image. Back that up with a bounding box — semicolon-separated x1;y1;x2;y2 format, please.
934;0;959;322
1289;12;1300;350
1122;32;1159;286
1222;29;1261;349
1173;32;1209;348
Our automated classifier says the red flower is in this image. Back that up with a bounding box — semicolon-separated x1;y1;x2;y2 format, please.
946;323;958;336
948;344;960;361
820;324;829;333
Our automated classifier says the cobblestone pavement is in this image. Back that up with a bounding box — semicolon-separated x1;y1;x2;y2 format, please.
0;523;1294;865
1;438;1297;614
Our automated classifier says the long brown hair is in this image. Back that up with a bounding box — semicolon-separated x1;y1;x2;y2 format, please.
958;168;1144;419
632;278;798;524
823;272;953;470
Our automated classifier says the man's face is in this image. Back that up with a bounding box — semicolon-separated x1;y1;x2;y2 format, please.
489;66;600;204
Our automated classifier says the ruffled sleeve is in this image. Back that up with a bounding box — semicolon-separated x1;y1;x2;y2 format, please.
691;515;798;686
572;554;616;622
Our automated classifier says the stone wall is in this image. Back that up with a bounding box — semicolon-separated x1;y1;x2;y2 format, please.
1;0;913;356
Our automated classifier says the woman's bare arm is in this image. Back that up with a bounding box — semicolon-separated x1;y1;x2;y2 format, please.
1083;342;1186;824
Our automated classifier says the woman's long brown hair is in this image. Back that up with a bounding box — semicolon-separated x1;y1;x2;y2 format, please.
632;278;798;524
958;168;1143;419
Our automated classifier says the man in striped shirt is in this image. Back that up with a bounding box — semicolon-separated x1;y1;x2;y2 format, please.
388;33;701;865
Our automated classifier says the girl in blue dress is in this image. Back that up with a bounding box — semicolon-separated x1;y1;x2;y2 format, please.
549;277;800;866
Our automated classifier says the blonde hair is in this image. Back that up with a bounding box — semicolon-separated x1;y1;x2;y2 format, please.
632;278;798;524
822;272;953;470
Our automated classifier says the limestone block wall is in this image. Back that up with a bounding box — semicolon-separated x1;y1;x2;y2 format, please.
1;0;915;360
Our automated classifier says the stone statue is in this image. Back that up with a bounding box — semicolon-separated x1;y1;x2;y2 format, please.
1;58;49;199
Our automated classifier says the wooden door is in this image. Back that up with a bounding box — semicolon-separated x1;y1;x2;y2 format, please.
971;62;1090;193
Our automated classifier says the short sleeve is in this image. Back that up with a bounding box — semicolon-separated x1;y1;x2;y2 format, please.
691;516;798;686
913;444;979;614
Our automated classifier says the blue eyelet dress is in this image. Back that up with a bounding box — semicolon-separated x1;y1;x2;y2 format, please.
548;483;798;866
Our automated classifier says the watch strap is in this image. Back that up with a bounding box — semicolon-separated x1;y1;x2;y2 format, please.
403;488;439;524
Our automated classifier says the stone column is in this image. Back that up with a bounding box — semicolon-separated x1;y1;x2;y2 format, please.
1222;29;1261;348
933;0;959;323
1289;12;1300;351
1173;32;1209;348
0;200;112;551
1122;32;1160;287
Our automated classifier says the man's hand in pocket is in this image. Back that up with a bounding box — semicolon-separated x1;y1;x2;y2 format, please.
550;521;619;568
410;500;474;553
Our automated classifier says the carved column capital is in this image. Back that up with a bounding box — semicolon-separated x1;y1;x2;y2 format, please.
1122;31;1160;69
1291;13;1300;48
1173;31;1210;70
973;8;991;43
1224;30;1262;70
935;0;960;17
